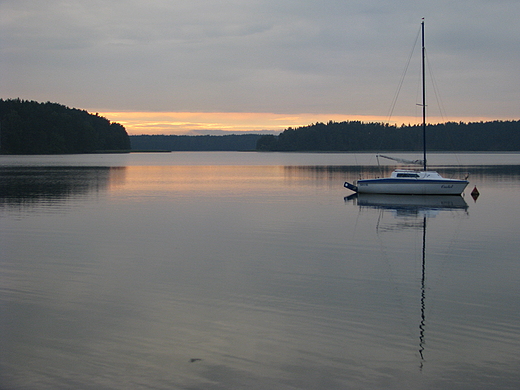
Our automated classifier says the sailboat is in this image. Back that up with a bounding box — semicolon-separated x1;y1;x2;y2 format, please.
344;20;469;195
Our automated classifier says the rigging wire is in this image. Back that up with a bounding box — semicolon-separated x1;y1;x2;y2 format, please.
424;49;465;168
386;26;422;124
425;49;447;122
378;25;422;158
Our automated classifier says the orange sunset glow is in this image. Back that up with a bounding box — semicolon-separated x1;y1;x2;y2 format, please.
96;112;497;136
106;165;288;199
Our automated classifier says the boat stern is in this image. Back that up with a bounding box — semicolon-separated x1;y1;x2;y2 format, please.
344;181;358;192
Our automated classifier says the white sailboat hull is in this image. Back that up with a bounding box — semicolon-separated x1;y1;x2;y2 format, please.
356;177;468;195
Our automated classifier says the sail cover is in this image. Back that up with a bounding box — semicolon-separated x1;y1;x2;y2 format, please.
377;154;424;166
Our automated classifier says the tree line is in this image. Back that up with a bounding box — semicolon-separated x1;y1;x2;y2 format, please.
0;99;130;154
130;134;262;151
256;120;520;151
2;99;518;154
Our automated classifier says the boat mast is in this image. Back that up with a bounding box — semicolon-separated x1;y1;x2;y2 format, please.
421;19;427;171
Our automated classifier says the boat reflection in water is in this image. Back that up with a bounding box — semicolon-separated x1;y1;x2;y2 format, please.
346;193;469;215
346;193;468;369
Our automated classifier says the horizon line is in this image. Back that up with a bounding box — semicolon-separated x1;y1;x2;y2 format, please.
94;111;515;136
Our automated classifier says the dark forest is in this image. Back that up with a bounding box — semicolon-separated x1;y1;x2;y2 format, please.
256;120;520;151
0;99;130;154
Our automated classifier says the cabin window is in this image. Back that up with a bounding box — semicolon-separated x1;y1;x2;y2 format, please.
396;173;419;178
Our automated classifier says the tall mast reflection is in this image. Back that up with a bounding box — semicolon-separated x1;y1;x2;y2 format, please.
346;193;468;370
419;215;426;370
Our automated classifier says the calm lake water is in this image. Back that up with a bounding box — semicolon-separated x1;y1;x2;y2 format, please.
1;152;520;390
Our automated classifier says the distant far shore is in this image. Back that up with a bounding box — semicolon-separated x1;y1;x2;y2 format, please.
2;98;519;154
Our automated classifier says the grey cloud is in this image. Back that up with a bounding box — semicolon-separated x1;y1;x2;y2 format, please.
1;0;519;118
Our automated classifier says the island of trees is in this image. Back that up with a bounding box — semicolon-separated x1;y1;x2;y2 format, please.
0;99;130;154
256;120;520;151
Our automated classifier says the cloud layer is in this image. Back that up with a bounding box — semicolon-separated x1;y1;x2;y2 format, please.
2;0;520;126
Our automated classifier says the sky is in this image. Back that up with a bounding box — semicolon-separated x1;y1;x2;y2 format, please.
1;0;519;135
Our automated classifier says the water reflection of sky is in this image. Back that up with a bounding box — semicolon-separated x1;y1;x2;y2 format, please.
1;155;520;389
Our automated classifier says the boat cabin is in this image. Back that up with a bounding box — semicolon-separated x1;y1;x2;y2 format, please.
390;170;444;180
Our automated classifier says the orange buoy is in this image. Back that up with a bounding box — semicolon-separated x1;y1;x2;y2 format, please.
471;186;480;201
